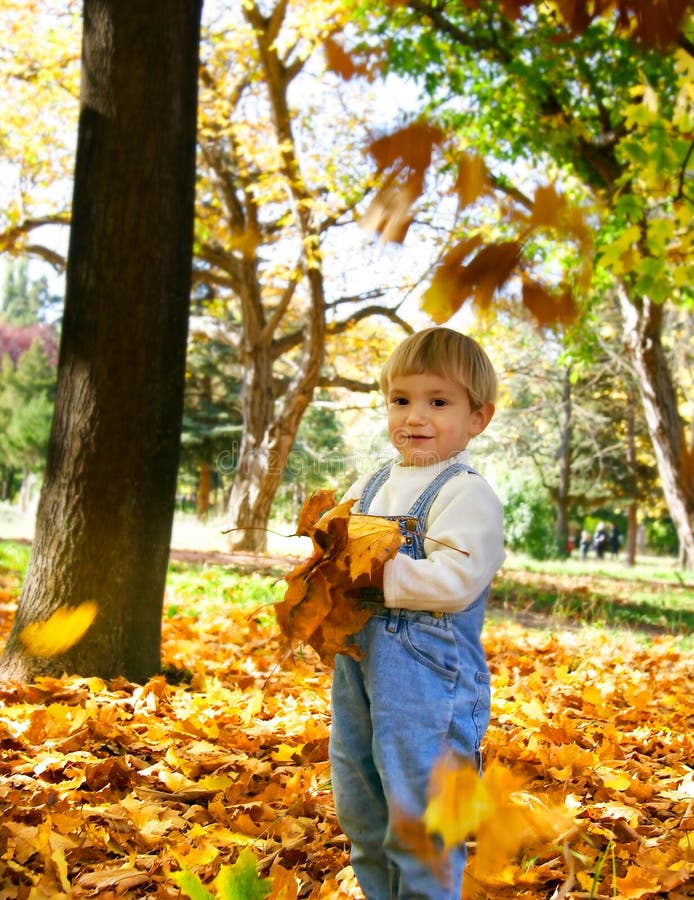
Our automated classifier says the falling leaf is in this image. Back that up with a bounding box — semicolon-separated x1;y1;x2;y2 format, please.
18;600;98;656
323;36;384;81
522;279;577;326
361;123;444;244
453;152;488;208
401;754;574;879
424;757;494;847
422;239;522;322
531;184;567;229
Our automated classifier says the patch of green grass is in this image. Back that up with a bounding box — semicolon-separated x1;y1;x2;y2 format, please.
493;552;694;643
0;540;30;578
165;561;285;624
506;551;692;587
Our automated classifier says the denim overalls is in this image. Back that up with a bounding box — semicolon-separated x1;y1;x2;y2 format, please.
329;462;492;900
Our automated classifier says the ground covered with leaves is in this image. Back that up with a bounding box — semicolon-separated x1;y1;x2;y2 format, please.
0;546;692;899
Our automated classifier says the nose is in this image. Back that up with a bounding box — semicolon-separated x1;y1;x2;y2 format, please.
405;402;427;425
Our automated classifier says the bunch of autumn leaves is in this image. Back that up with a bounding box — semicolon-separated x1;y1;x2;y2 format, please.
275;489;403;666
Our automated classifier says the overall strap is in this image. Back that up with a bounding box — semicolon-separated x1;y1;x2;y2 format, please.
405;462;479;559
358;462;393;514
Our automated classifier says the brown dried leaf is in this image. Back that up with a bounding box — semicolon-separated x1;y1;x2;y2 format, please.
347;514;407;587
361;176;419;244
362;123;443;244
453;152;488;208
275;491;403;664
422;239;522;322
367;122;443;174
296;489;337;537
522;279;578;326
322;36;385;81
531;184;567;230
323;36;361;79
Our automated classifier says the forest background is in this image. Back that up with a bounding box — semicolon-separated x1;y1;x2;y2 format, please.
0;0;692;897
1;0;692;571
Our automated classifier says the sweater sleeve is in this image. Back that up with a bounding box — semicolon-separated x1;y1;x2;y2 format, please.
382;473;505;613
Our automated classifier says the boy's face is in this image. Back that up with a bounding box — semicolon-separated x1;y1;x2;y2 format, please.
386;373;494;466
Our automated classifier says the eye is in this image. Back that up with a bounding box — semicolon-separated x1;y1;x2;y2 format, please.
431;398;448;407
390;396;408;406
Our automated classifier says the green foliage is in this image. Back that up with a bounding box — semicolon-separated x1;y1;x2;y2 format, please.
0;539;31;575
495;552;694;638
171;868;215;900
165;561;284;622
643;516;679;556
172;848;272;900
0;339;55;475
361;0;693;310
498;473;556;560
1;258;59;326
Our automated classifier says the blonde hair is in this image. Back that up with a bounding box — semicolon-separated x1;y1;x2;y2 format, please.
380;327;497;410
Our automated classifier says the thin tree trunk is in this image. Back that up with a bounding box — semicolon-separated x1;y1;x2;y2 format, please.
225;0;326;552
619;288;694;568
197;465;213;520
626;502;638;566
0;0;202;682
555;364;573;557
624;386;638;567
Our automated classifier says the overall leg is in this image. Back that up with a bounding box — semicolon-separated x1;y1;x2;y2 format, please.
330;629;391;900
365;610;466;900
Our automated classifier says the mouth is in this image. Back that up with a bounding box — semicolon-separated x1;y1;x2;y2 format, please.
392;428;433;449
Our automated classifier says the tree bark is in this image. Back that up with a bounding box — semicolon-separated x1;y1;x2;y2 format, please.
619;288;694;568
555;364;573;557
624;388;638;567
0;0;202;681
196;464;213;519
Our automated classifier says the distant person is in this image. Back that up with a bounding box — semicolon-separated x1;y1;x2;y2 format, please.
580;529;592;559
593;522;609;559
610;523;621;559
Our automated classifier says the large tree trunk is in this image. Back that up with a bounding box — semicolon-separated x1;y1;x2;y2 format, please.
619;288;694;568
0;0;202;682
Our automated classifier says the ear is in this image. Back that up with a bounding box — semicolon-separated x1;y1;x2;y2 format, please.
470;402;495;437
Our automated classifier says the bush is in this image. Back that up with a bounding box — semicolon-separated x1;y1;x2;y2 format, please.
499;475;556;560
643;517;679;556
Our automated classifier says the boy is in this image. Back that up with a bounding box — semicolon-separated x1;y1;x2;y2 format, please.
329;327;505;899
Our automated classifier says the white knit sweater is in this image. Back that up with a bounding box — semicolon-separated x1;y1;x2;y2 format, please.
343;450;505;613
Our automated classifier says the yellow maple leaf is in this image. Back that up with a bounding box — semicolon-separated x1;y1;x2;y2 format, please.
18;601;98;657
424;757;527;850
275;490;403;665
410;755;574;876
346;513;406;586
